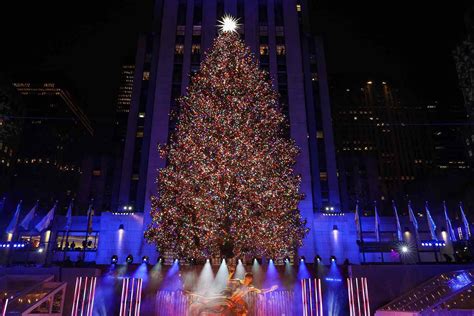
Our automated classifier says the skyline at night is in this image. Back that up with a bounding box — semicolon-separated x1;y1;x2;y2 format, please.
0;1;472;117
0;1;474;315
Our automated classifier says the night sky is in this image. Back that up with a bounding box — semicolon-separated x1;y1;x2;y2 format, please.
0;1;472;121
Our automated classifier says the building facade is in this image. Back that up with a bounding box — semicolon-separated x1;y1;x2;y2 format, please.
0;78;24;194
6;200;469;266
114;64;135;142
75;64;137;214
8;82;93;206
454;6;474;167
115;0;340;260
332;80;432;211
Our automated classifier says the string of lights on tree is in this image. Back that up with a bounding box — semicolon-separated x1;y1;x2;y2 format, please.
145;16;308;260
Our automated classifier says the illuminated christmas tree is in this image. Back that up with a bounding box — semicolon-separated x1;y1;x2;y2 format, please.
145;17;307;260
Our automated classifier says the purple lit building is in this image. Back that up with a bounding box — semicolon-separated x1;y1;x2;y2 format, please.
115;0;340;260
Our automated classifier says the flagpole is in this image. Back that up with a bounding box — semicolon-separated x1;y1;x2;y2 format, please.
23;200;39;266
408;201;421;263
355;200;363;242
63;198;73;263
355;201;366;263
374;201;384;262
392;200;402;242
83;199;94;264
44;200;58;266
6;200;22;266
443;201;457;262
424;201;440;262
460;202;471;240
443;201;456;242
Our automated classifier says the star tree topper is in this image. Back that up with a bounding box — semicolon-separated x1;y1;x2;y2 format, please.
218;14;240;34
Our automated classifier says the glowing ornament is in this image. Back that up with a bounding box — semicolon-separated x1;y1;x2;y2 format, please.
218;14;240;34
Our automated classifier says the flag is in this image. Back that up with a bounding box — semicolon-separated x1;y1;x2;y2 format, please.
392;200;403;241
425;201;437;240
35;201;57;232
443;201;457;242
20;200;38;230
65;199;73;231
460;202;471;240
86;201;94;233
6;201;21;235
354;201;362;241
408;200;419;240
374;201;380;242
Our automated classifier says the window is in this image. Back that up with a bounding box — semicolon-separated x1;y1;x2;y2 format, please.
175;44;184;55
193;0;202;25
192;35;201;44
54;231;99;251
173;64;183;84
177;0;187;25
259;44;269;55
276;26;284;37
19;235;41;248
192;44;201;54
277;73;287;84
143;71;150;80
276;45;286;55
258;0;268;24
275;0;284;26
176;25;185;36
193;25;202;35
296;4;301;12
92;170;101;176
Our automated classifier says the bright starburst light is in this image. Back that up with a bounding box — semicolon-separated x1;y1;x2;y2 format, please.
218;15;240;33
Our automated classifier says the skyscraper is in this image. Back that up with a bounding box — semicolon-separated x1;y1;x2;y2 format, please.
454;6;474;166
114;64;135;142
10;82;93;205
426;101;469;173
0;77;24;194
116;0;340;259
332;80;432;211
75;65;136;213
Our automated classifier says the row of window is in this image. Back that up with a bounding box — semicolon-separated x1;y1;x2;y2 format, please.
180;0;297;27
341;147;374;151
259;44;286;56
174;41;286;58
55;231;99;251
13;231;99;252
